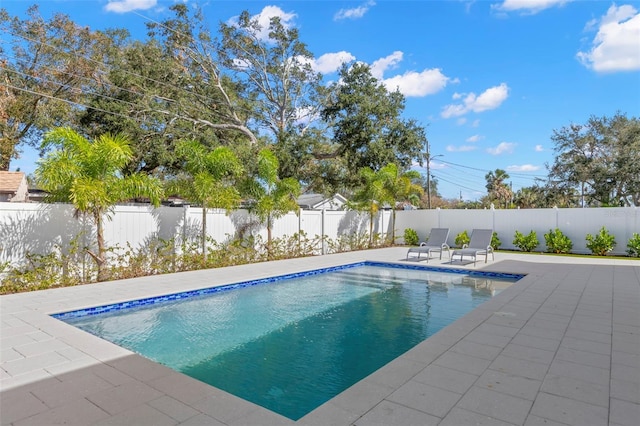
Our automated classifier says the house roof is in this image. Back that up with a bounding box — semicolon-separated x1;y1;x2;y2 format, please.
297;193;347;209
0;171;26;194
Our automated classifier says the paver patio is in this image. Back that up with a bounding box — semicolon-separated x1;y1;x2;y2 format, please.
1;248;639;425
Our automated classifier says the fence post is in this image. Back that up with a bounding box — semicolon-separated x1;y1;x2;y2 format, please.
182;204;189;249
321;208;326;255
491;203;496;231
298;208;302;248
82;212;88;282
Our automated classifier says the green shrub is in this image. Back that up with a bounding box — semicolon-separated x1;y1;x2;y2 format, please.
513;230;539;252
0;249;85;294
264;232;322;260
586;226;616;256
326;231;374;254
404;228;419;246
544;228;573;254
627;233;640;257
491;232;501;250
455;230;470;248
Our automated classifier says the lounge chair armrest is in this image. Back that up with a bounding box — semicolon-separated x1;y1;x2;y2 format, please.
462;244;469;249
442;243;450;250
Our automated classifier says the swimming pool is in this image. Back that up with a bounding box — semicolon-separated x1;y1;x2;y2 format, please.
54;262;523;420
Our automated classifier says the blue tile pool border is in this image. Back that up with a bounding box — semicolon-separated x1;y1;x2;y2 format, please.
51;261;525;321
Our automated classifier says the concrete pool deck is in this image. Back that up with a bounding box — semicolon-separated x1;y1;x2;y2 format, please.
1;249;638;425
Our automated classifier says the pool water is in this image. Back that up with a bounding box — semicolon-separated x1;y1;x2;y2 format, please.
58;263;520;420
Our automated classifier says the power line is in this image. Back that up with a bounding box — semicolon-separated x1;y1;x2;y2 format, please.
2;82;139;122
0;32;224;115
438;158;547;179
431;173;484;194
1;64;143;112
1;27;267;126
430;168;485;192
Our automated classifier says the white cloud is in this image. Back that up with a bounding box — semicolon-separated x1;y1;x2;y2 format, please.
412;159;447;170
228;6;297;42
441;83;509;118
487;141;516;155
471;119;481;127
492;0;572;15
456;118;467;126
441;104;467;118
446;145;478;152
577;4;640;73
335;1;376;21
473;83;510;111
535;144;544;152
382;69;451;97
104;0;156;13
429;161;447;170
311;51;356;74
371;51;404;79
466;134;483;143
506;164;541;172
368;51;452;97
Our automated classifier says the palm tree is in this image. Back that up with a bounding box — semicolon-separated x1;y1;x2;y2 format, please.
242;148;301;258
36;127;164;281
378;163;423;243
349;167;387;247
485;168;512;208
170;140;244;260
514;186;544;208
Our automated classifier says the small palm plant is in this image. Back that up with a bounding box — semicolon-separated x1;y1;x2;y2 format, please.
36;127;164;281
349;167;386;248
170;140;244;261
241;148;301;258
377;163;423;243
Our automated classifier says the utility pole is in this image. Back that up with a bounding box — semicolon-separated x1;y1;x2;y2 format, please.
426;147;432;210
424;141;442;209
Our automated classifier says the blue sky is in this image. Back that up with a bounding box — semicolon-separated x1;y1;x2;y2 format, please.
4;0;639;200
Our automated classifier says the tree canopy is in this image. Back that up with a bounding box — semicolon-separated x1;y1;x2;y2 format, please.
547;112;640;207
0;5;117;170
321;62;427;188
2;4;637;208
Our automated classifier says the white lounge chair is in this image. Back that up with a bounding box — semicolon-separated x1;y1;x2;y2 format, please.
407;228;450;262
451;229;495;266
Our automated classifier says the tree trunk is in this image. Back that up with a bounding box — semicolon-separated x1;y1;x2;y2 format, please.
368;211;374;248
95;212;107;282
391;209;397;243
267;216;272;260
202;208;207;261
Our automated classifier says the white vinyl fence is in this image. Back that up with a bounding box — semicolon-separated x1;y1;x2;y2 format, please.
394;206;639;255
0;203;391;267
1;203;638;269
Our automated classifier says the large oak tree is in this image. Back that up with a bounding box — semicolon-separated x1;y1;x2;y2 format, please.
321;62;427;190
0;5;116;170
547;113;640;207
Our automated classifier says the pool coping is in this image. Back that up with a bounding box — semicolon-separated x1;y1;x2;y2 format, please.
51;260;524;320
1;248;639;425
